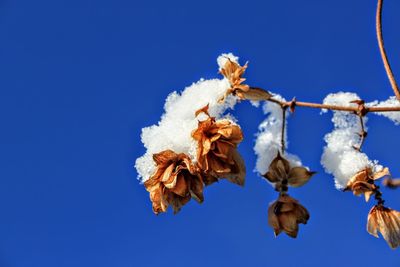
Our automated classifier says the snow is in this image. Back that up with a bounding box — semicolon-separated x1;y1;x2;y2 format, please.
254;94;302;177
321;92;384;189
368;96;400;125
135;54;243;182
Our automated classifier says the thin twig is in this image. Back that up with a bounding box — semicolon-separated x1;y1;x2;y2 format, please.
281;107;287;154
354;115;367;151
376;0;400;100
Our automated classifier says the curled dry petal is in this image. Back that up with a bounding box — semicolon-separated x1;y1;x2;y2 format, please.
268;194;310;238
372;167;390;180
367;205;400;249
262;152;315;189
192;106;245;186
144;150;204;214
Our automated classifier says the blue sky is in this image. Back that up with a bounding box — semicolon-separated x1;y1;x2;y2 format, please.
0;0;400;266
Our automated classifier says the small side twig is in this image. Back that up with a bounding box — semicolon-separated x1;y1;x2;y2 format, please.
351;100;368;152
382;178;400;189
281;106;287;154
354;115;368;151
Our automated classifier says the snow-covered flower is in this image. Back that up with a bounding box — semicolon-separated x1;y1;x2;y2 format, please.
144;150;204;214
344;167;390;202
192;105;245;186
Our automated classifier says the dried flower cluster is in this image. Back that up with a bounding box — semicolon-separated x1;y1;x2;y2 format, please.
136;50;400;249
263;152;315;237
145;104;245;214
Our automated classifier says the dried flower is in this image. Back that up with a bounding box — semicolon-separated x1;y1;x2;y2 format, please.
344;167;390;202
268;194;310;238
220;58;249;95
367;205;400;249
192;106;245;186
218;58;271;102
144;150;204;214
263;152;315;191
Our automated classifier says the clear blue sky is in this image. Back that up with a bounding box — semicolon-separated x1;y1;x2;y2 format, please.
0;0;399;266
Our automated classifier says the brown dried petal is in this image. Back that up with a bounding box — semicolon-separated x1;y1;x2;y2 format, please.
202;174;219;186
189;176;204;203
268;202;282;237
367;206;400;249
279;212;299;238
150;186;168;214
209;156;231;174
216;123;243;143
169;174;188;197
224;150;246;186
287;167;315;187
367;207;379;238
167;193;191;215
161;164;176;184
372;167;390;180
152;150;177;165
264;152;290;183
294;204;310;225
351;181;375;202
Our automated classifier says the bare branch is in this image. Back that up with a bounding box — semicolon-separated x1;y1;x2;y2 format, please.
266;96;400;113
376;0;400;100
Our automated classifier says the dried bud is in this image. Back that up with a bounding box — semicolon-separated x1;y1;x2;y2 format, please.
144;150;204;214
192;106;245;186
263;152;315;190
345;167;390;202
367;205;400;249
218;58;250;102
235;87;272;102
268;194;310;238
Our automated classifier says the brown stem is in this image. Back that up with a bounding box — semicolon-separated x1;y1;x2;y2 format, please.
376;0;400;100
374;186;385;206
266;96;400;113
